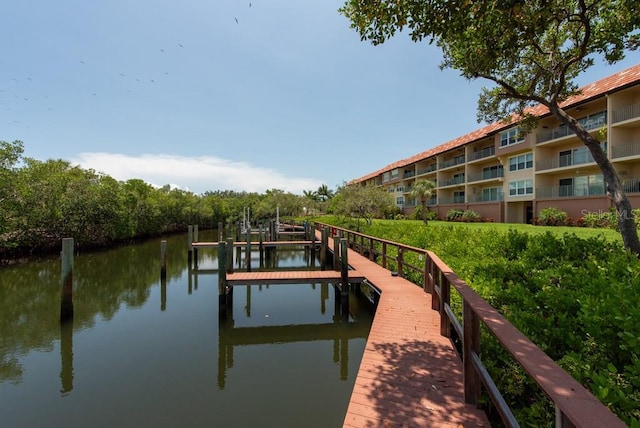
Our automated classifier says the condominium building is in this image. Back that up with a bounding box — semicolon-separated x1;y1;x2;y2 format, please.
350;64;640;223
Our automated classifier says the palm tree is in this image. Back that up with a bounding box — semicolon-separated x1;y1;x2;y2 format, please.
316;184;334;202
409;179;436;224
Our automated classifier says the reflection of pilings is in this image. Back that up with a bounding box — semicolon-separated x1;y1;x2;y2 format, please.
161;276;167;311
245;285;251;317
60;238;74;322
60;319;74;394
321;283;328;314
160;240;167;279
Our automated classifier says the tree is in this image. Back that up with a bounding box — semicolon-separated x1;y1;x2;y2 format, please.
410;179;436;224
317;184;335;202
335;184;395;231
340;0;640;255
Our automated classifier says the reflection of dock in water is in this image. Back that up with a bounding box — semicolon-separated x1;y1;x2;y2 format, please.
217;283;372;390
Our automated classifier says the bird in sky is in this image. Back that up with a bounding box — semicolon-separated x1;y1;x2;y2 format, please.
235;17;238;23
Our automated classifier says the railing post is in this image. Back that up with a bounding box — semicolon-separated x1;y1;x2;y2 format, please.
422;253;430;293
556;407;577;428
368;237;374;261
440;272;450;337
382;242;387;269
397;247;404;277
463;300;481;405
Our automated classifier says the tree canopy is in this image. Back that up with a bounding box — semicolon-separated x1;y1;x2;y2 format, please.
340;0;640;254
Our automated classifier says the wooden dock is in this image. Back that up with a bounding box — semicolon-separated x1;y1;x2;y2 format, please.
226;270;365;285
192;240;317;248
341;247;490;427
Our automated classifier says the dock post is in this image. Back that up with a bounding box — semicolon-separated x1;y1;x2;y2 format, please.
187;225;193;268
160;240;167;280
193;225;199;268
333;236;340;271
320;227;328;270
218;221;223;242
226;237;234;274
259;223;264;267
60;238;74;322
340;238;349;319
218;241;228;315
311;225;316;261
245;226;251;272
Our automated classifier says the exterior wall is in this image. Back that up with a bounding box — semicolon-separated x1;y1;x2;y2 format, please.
536;197;613;221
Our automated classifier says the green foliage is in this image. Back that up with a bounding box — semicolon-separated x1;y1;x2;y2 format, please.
410;206;438;221
536;207;568;226
320;216;640;425
446;209;480;222
446;208;464;221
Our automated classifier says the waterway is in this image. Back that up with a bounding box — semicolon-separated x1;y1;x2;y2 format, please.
0;230;374;427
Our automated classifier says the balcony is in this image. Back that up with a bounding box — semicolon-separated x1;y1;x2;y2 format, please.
467;146;495;162
439;196;465;204
612;103;640;124
536;151;597;171
537;183;606;199
612;141;640;159
623;178;640;194
417;164;438;175
467;168;504;183
537;111;606;144
439;176;465;187
439;156;465;170
469;193;504;203
403;170;416;179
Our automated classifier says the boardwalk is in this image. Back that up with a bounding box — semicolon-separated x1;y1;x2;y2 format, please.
342;248;490;427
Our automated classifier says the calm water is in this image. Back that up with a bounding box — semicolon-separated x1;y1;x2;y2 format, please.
0;231;374;427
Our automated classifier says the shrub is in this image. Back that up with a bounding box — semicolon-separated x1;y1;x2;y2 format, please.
446;209;465;221
536;207;568;226
461;209;481;222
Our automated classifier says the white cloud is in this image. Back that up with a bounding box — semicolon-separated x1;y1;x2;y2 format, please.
72;152;321;195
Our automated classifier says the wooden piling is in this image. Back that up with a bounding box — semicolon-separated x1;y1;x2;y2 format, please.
340;238;349;318
160;240;167;279
226;237;234;274
193;224;199;268
60;238;74;322
218;221;223;242
320;227;328;270
218;241;228;314
333;236;340;271
187;225;193;267
245;226;251;272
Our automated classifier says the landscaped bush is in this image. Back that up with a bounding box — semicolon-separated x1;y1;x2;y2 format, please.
410;206;438;221
446;209;465;221
460;209;481;222
535;207;568;226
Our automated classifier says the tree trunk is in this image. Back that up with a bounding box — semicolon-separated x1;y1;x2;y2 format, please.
421;200;428;225
551;106;640;257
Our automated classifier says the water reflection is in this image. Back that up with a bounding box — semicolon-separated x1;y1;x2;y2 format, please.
0;230;374;427
217;283;371;389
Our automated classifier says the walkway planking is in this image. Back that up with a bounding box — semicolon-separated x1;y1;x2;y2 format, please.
342;248;490;427
226;270;365;285
192;240;316;248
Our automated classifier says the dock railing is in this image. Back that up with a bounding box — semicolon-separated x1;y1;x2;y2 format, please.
314;222;626;428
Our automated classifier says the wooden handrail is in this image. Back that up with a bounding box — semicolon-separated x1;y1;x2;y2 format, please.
314;222;626;428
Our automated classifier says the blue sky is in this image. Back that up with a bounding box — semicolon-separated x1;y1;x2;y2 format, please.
2;1;638;194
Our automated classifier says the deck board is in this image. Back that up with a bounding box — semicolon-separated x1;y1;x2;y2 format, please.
226;270;365;285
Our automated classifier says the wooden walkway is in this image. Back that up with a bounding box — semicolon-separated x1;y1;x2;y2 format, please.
342;248;490;427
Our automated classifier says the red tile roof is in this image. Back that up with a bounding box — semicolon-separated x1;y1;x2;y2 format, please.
350;63;640;184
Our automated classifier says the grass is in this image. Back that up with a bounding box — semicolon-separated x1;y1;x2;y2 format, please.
312;216;624;243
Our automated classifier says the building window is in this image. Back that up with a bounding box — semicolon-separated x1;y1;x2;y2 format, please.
454;191;465;203
388;186;394;193
390;169;399;179
500;127;525;147
396;196;404;206
482;187;503;201
396;185;404;192
482;165;504;179
383;172;390;182
508;153;533;171
509;179;533;196
559;175;604;197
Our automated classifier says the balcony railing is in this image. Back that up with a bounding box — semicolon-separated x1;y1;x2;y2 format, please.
537;183;606;198
417;164;438;175
467;146;495;162
439;156;465;170
404;170;416;179
439;196;465;204
612;103;640;124
612;141;640;159
537;111;606;143
467;168;504;182
469;193;504;203
623;178;640;194
537;151;596;171
440;176;465;187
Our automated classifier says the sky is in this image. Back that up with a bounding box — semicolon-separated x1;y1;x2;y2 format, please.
2;1;638;195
